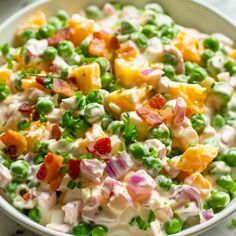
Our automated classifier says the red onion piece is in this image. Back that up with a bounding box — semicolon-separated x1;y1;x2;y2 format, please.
173;97;187;126
202;209;214;221
105;152;134;179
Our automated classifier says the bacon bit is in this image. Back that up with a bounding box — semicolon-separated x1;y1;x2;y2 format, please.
117;41;139;59
52;78;76;97
148;94;166;109
22;191;31;201
137;106;164;127
68;159;80;180
51;124;61;140
87;137;112;159
36;152;64;191
28;108;37;122
48;64;60;73
36;164;48;180
88;31;119;59
110;36;120;50
47;28;70;46
0;130;28;159
94;137;112;154
18;103;34;114
35;77;45;86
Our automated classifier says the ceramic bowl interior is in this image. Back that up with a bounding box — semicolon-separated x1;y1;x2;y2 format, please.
0;0;236;235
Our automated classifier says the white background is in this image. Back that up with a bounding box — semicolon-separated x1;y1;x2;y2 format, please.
0;0;236;235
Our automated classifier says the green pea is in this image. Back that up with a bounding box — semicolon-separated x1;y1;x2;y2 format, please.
91;225;108;236
48;16;62;29
101;72;114;89
143;156;162;173
1;43;10;56
216;175;236;193
172;74;189;83
224;59;236;75
17;120;30;131
208;190;230;210
208;161;231;175
203;37;220;52
76;40;89;56
212;82;233;105
86;90;104;104
160;25;177;39
163;65;175;79
28;207;41;223
43;46;58;61
164;217;183;234
73;222;93;236
168;147;183;158
141;25;158;38
0;86;10;101
38;24;56;38
163;53;178;67
36;98;54;114
156;175;172;191
121;21;138;34
33;154;44;165
10;160;30;180
4;181;19;195
94;57;110;74
148;125;170;144
191;114;206;134
130;32;148;49
223;148;236;167
145;3;164;13
207;55;225;77
61;111;76;129
84;103;105;124
201;49;214;64
34;141;48;154
211;114;225;129
107;121;124;135
73;119;88;138
161;37;172;45
57;40;75;59
85;5;103;19
188;66;207;84
101;114;113;130
20;29;37;44
56;10;69;22
129;142;149;160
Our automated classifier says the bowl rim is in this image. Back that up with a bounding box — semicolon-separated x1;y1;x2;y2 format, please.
0;0;236;236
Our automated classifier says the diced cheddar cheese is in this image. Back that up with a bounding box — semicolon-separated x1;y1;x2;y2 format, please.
0;130;28;157
105;86;151;117
69;63;101;94
18;10;47;34
229;49;236;59
175;31;203;64
69;14;95;46
184;172;212;199
21;78;49;93
25;121;51;150
171;144;217;173
114;57;148;88
168;83;206;115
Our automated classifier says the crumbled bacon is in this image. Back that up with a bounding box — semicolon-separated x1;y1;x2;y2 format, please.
88;31;120;59
47;28;70;46
51;124;61;140
86;137;111;159
18;103;34;114
52;78;76;97
148;94;166;109
68;159;80;180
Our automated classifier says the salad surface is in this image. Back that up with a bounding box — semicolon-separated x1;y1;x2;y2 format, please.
0;2;236;236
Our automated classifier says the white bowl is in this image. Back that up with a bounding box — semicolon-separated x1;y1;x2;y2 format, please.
0;0;236;235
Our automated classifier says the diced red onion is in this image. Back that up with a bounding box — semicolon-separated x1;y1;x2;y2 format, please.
80;159;105;183
173;97;187;126
173;185;202;208
202;209;214;221
105;152;134;179
140;68;163;79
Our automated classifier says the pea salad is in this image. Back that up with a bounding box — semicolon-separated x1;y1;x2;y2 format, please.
0;2;236;236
